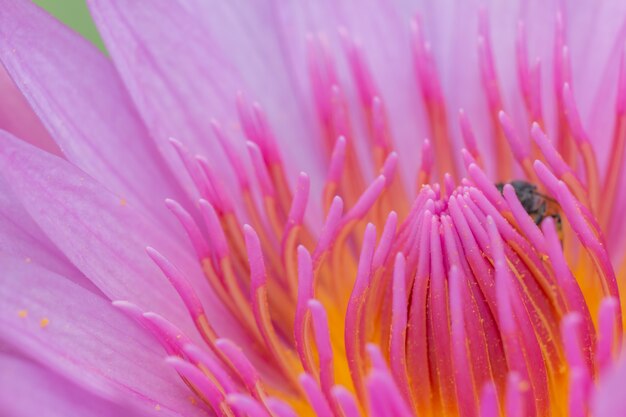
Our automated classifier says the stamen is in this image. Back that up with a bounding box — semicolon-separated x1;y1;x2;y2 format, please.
389;253;412;407
477;10;511;180
166;357;233;417
365;370;413;417
459;110;481;165
183;344;238;394
449;266;478;417
498;111;535;180
295;245;315;375
562;83;600;210
307;300;336;405
265;397;299;417
505;372;526;417
345;223;377;402
244;225;301;387
416;138;433;187
146;247;217;344
479;383;499;417
596;297;620;372
299;373;333;417
165;198;210;259
411;16;458;180
210;119;250;189
331;386;363;417
226;394;270;417
215;338;263;397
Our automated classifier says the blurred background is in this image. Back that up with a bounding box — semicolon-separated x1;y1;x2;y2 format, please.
33;0;105;52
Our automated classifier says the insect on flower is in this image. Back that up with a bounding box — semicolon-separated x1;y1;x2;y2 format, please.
496;180;563;232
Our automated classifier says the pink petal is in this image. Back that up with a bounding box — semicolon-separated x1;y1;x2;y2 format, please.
0;355;147;417
0;65;59;155
0;176;92;291
0;0;189;231
0;134;236;340
0;254;203;416
86;0;323;196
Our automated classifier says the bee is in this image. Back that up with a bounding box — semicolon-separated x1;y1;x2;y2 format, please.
496;180;562;232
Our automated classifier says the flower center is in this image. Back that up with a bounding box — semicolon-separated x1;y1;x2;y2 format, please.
119;9;626;417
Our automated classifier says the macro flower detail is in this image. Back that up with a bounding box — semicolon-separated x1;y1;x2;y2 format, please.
1;1;626;417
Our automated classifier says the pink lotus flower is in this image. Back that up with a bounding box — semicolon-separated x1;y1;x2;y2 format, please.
1;0;626;416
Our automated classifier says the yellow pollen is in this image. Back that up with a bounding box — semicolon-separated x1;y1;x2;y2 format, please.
17;309;28;318
39;317;49;328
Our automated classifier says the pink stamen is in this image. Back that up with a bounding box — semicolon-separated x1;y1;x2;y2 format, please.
284;172;310;235
142;311;191;355
479;383;499;417
247;141;275;198
380;152;398;183
114;301;185;356
299;373;333;417
541;217;595;346
170;138;217;202
562;83;588;146
313;196;344;262
308;300;335;403
406;210;432;411
345;223;377;402
166;357;231;417
410;16;443;104
327;136;347;185
467;164;508;213
365;370;413;417
295;245;315;374
244;224;297;384
459;110;480;162
197;156;235;213
264;398;298;417
146;247;207;320
251;102;282;164
343;175;386;224
198;199;229;259
211;119;250;189
498;111;531;170
226;394;270;417
531;123;575;180
477;11;501;113
428;215;456;413
389;253;412;407
331;386;363;417
215;338;262;396
487;217;535;408
165;199;210;259
372;211;398;270
561;313;590;372
371;97;390;150
339;28;377;108
567;368;591;417
596;297;620;372
183;344;238;394
502;184;547;254
449;266;478;417
505;372;526;417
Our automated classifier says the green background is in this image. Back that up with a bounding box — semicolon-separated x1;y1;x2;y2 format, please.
32;0;105;52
